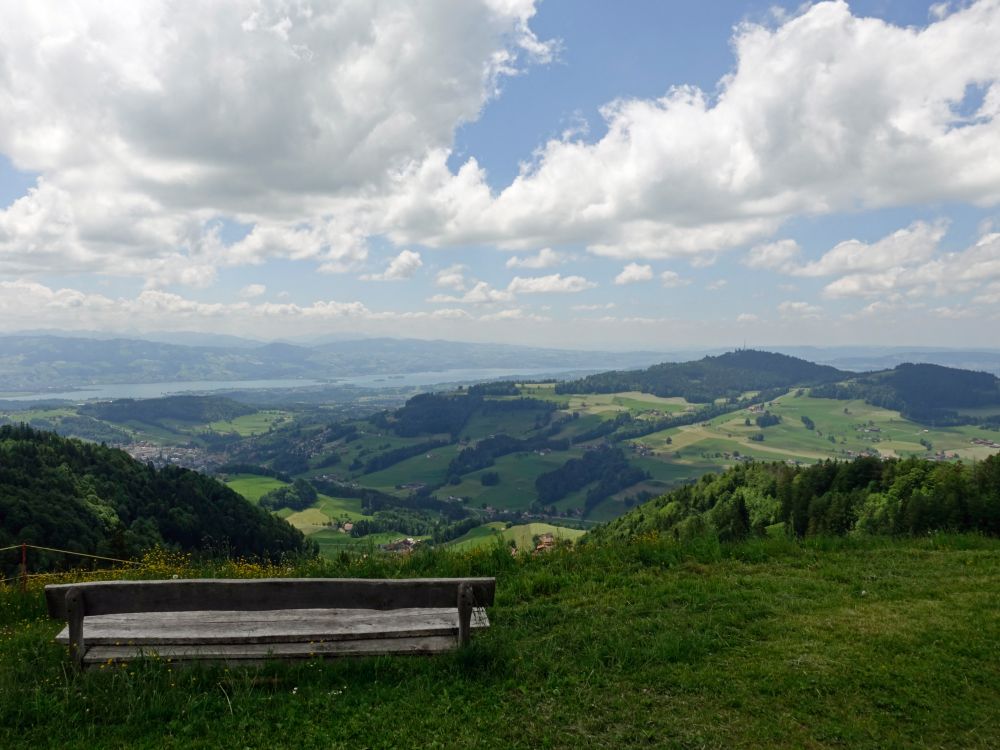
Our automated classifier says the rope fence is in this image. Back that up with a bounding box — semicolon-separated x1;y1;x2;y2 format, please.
1;542;143;592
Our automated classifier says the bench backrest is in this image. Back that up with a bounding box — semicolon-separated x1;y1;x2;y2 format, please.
45;577;496;619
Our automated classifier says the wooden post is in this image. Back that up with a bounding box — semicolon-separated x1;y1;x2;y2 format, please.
65;588;86;671
20;543;27;594
457;582;474;647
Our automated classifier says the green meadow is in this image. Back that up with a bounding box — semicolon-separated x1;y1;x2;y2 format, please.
207;410;291;436
445;522;587;551
2;534;998;748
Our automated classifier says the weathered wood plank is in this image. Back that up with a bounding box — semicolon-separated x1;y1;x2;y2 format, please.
82;635;459;666
55;607;489;645
45;578;496;619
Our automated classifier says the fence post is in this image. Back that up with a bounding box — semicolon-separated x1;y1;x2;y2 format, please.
20;543;27;593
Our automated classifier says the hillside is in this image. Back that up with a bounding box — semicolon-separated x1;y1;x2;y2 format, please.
589;455;1000;543
2;534;998;748
812;362;1000;424
0;334;669;393
556;349;846;402
0;425;310;572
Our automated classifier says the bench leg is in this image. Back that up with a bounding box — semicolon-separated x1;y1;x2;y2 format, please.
65;588;86;671
457;582;474;647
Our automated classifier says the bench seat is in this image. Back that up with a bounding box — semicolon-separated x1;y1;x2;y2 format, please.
55;607;489;665
45;577;496;669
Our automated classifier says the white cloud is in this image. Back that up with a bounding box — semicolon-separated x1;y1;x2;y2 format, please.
706;279;728;291
429;281;514;305
382;1;1000;259
240;283;266;299
479;308;550;322
744;239;801;272
572;302;616;311
0;1;552;282
361;249;423;281
736;313;759;323
505;248;564;269
434;264;468;290
660;270;690;288
823;229;1000;298
507;273;596;294
614;263;653;285
795;221;947;277
778;300;822;319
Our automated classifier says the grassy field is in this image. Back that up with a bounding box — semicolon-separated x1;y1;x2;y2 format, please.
360;445;463;489
225;475;370;542
1;534;998;748
207;410;291;436
635;393;1000;470
446;522;586;552
224;474;289;504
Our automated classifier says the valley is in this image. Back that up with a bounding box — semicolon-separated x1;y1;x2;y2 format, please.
5;349;1000;558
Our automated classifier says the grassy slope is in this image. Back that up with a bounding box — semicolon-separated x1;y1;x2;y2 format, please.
2;534;998;749
445;522;586;552
635;393;1000;470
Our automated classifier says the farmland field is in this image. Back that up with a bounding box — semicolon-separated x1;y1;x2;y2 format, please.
445;521;586;551
207;410;291;436
224;474;289;503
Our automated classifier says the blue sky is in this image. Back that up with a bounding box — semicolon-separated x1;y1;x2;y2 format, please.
1;1;998;349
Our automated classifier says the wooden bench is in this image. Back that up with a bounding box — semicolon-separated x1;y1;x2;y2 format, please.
45;577;495;669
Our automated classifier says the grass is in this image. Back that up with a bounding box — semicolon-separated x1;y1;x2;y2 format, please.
224;474;289;504
1;534;998;748
207;411;291;436
445;522;586;552
635;393;1000;470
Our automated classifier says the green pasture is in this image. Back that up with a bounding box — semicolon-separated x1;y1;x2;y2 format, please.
445;521;585;552
633;394;1000;469
359;445;462;489
224;474;289;504
207;410;290;436
460;409;546;441
310;529;429;557
3;535;1000;748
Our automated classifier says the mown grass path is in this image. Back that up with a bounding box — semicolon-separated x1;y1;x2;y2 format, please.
1;535;998;749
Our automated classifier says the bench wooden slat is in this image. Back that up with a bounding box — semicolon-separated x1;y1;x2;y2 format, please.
45;577;496;619
54;607;489;645
82;635;459;665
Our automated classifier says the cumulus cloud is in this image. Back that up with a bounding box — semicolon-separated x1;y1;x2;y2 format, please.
660;270;690;288
382;1;1000;259
706;279;728;291
572;302;616;311
240;284;266;299
429;281;514;305
614;263;653;285
736;313;759;323
434;264;468;290
823;229;1000;298
507;273;596;294
795;221;947;277
505;248;564;269
778;300;823;319
744;239;802;272
361;249;423;281
0;0;552;282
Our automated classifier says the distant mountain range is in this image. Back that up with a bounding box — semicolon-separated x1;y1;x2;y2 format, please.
0;334;672;394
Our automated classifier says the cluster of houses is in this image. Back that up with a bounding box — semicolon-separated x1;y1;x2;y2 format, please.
971;437;1000;450
122;441;217;472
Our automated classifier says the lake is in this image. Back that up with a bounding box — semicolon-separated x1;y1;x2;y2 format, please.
0;366;594;402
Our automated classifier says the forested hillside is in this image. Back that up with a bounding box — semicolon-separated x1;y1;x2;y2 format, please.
812;362;1000;424
0;425;310;573
81;395;255;425
589;455;1000;543
557;350;845;402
